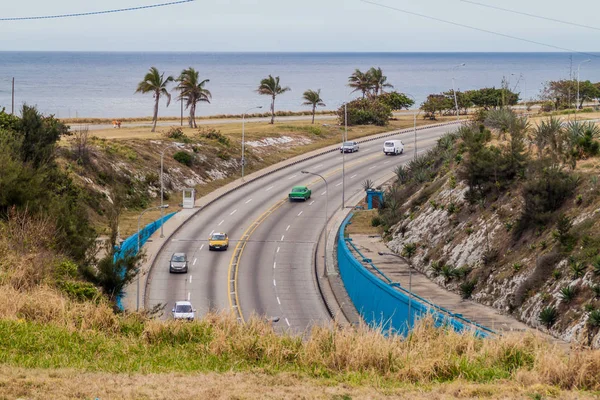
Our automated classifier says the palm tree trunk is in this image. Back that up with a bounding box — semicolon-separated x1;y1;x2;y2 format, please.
270;95;275;124
311;105;316;124
192;103;197;129
152;92;160;132
188;103;194;128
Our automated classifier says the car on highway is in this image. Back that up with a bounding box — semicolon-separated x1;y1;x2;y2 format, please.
289;186;311;201
169;252;188;273
340;141;359;153
172;301;196;320
383;140;404;155
208;232;229;251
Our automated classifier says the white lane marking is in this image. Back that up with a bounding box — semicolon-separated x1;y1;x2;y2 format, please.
189;275;193;283
266;186;274;191
286;225;290;231
193;258;197;266
281;235;285;241
187;292;191;301
273;279;277;287
321;191;327;196
336;157;342;160
218;220;224;226
277;297;281;305
309;200;315;205
350;174;357;179
209;230;214;236
230;209;237;216
277;247;280;253
245;199;253;204
369;165;377;170
273;262;277;269
336;182;343;187
285;318;290;327
297;211;303;217
383;161;391;164
199;244;204;251
314;164;323;168
287;174;297;180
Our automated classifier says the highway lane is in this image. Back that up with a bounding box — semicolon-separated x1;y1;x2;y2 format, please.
145;124;457;327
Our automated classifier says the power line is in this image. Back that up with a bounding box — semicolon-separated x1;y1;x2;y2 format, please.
359;0;600;58
0;0;195;21
460;0;600;32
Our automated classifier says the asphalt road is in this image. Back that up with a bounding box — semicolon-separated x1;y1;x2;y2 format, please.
146;124;456;332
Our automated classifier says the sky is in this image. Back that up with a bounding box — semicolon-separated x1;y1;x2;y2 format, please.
0;0;598;52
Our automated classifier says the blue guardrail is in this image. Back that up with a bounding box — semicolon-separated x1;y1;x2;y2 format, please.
337;212;494;338
115;212;177;310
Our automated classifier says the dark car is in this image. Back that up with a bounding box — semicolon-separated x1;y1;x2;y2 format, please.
169;252;188;273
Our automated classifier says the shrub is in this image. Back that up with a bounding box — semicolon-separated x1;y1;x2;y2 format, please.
569;258;587;279
592;256;600;275
163;127;187;141
576;194;583;205
377;91;414;110
440;264;456;283
173;151;193;166
371;216;382;227
337;98;392;126
362;179;374;191
553;214;573;248
144;172;159;186
539;306;558;329
592;284;600;298
460;280;477;299
54;260;79;280
513;262;523;272
217;150;230;160
540;101;554;113
402;243;417;260
588;309;600;328
559;285;578;303
197;127;230;146
447;202;457;214
552;269;562;280
58;280;100;301
430;260;443;276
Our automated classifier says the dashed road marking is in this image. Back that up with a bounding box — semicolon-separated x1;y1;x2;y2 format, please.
193;258;197;266
218;220;224;226
321;191;327;195
187;292;191;301
281;235;285;241
273;262;276;269
277;297;281;305
336;182;342;187
285;318;290;327
189;275;193;283
350;174;357;179
273;279;277;287
199;244;204;250
369;165;377;170
309;200;315;205
230;209;237;216
277;247;280;253
314;164;323;168
288;174;297;180
383;160;391;164
266;186;274;191
245;199;253;204
209;230;214;236
286;225;290;231
297;211;303;217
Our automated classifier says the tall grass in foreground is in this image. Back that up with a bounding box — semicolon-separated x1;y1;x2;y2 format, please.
0;283;600;389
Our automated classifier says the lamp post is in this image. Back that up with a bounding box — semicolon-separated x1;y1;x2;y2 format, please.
405;94;422;160
302;171;328;277
378;251;413;329
451;63;466;120
160;142;184;238
576;59;591;121
242;106;263;181
342;102;347;210
137;204;169;311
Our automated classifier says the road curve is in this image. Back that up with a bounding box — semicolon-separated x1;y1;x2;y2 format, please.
146;124;456;332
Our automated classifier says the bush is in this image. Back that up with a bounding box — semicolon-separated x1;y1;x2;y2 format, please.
569;258;587;279
539;306;558;329
552;269;562;280
337;98;392;126
540;101;554;113
58;280;100;301
592;284;600;298
459;280;476;299
588;309;600;328
173;151;193;166
197;127;230;147
559;285;578;303
377;91;414;110
163;127;188;141
371;216;382;227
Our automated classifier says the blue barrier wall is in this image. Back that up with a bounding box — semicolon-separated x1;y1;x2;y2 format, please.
337;213;493;337
115;212;177;309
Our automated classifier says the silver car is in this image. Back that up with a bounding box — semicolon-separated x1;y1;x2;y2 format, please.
172;301;196;320
169;252;188;273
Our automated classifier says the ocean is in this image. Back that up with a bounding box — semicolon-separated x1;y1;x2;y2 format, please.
0;52;597;119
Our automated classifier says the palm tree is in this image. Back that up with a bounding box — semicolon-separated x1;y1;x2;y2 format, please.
135;67;174;132
257;75;291;124
177;67;211;128
302;89;326;124
368;67;393;96
348;69;373;98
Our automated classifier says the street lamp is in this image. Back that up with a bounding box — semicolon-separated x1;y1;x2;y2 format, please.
576;59;592;121
451;63;466;121
342;102;348;210
137;204;169;311
242;106;263;181
405;94;422;160
302;170;328;277
378;251;413;329
160;142;184;238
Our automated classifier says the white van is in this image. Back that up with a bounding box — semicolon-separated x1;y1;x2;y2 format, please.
383;140;404;155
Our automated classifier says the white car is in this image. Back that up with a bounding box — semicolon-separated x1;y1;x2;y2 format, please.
383;140;404;155
172;301;196;320
340;141;359;153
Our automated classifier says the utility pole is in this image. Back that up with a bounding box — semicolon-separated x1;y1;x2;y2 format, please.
11;77;14;115
342;103;347;211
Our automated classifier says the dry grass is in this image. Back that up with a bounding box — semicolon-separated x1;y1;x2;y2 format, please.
345;210;383;236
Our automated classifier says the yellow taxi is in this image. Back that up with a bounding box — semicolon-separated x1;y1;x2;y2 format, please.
208;232;229;251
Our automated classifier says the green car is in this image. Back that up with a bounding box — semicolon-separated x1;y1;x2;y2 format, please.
289;186;311;201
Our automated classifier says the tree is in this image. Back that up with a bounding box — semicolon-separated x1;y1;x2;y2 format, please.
443;90;472;116
177;67;211;128
368;67;393;96
348;69;373;98
302;89;326;124
420;94;453;119
378;91;414;111
135;67;174;132
466;87;518;110
337;98;391;126
257;75;291;124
